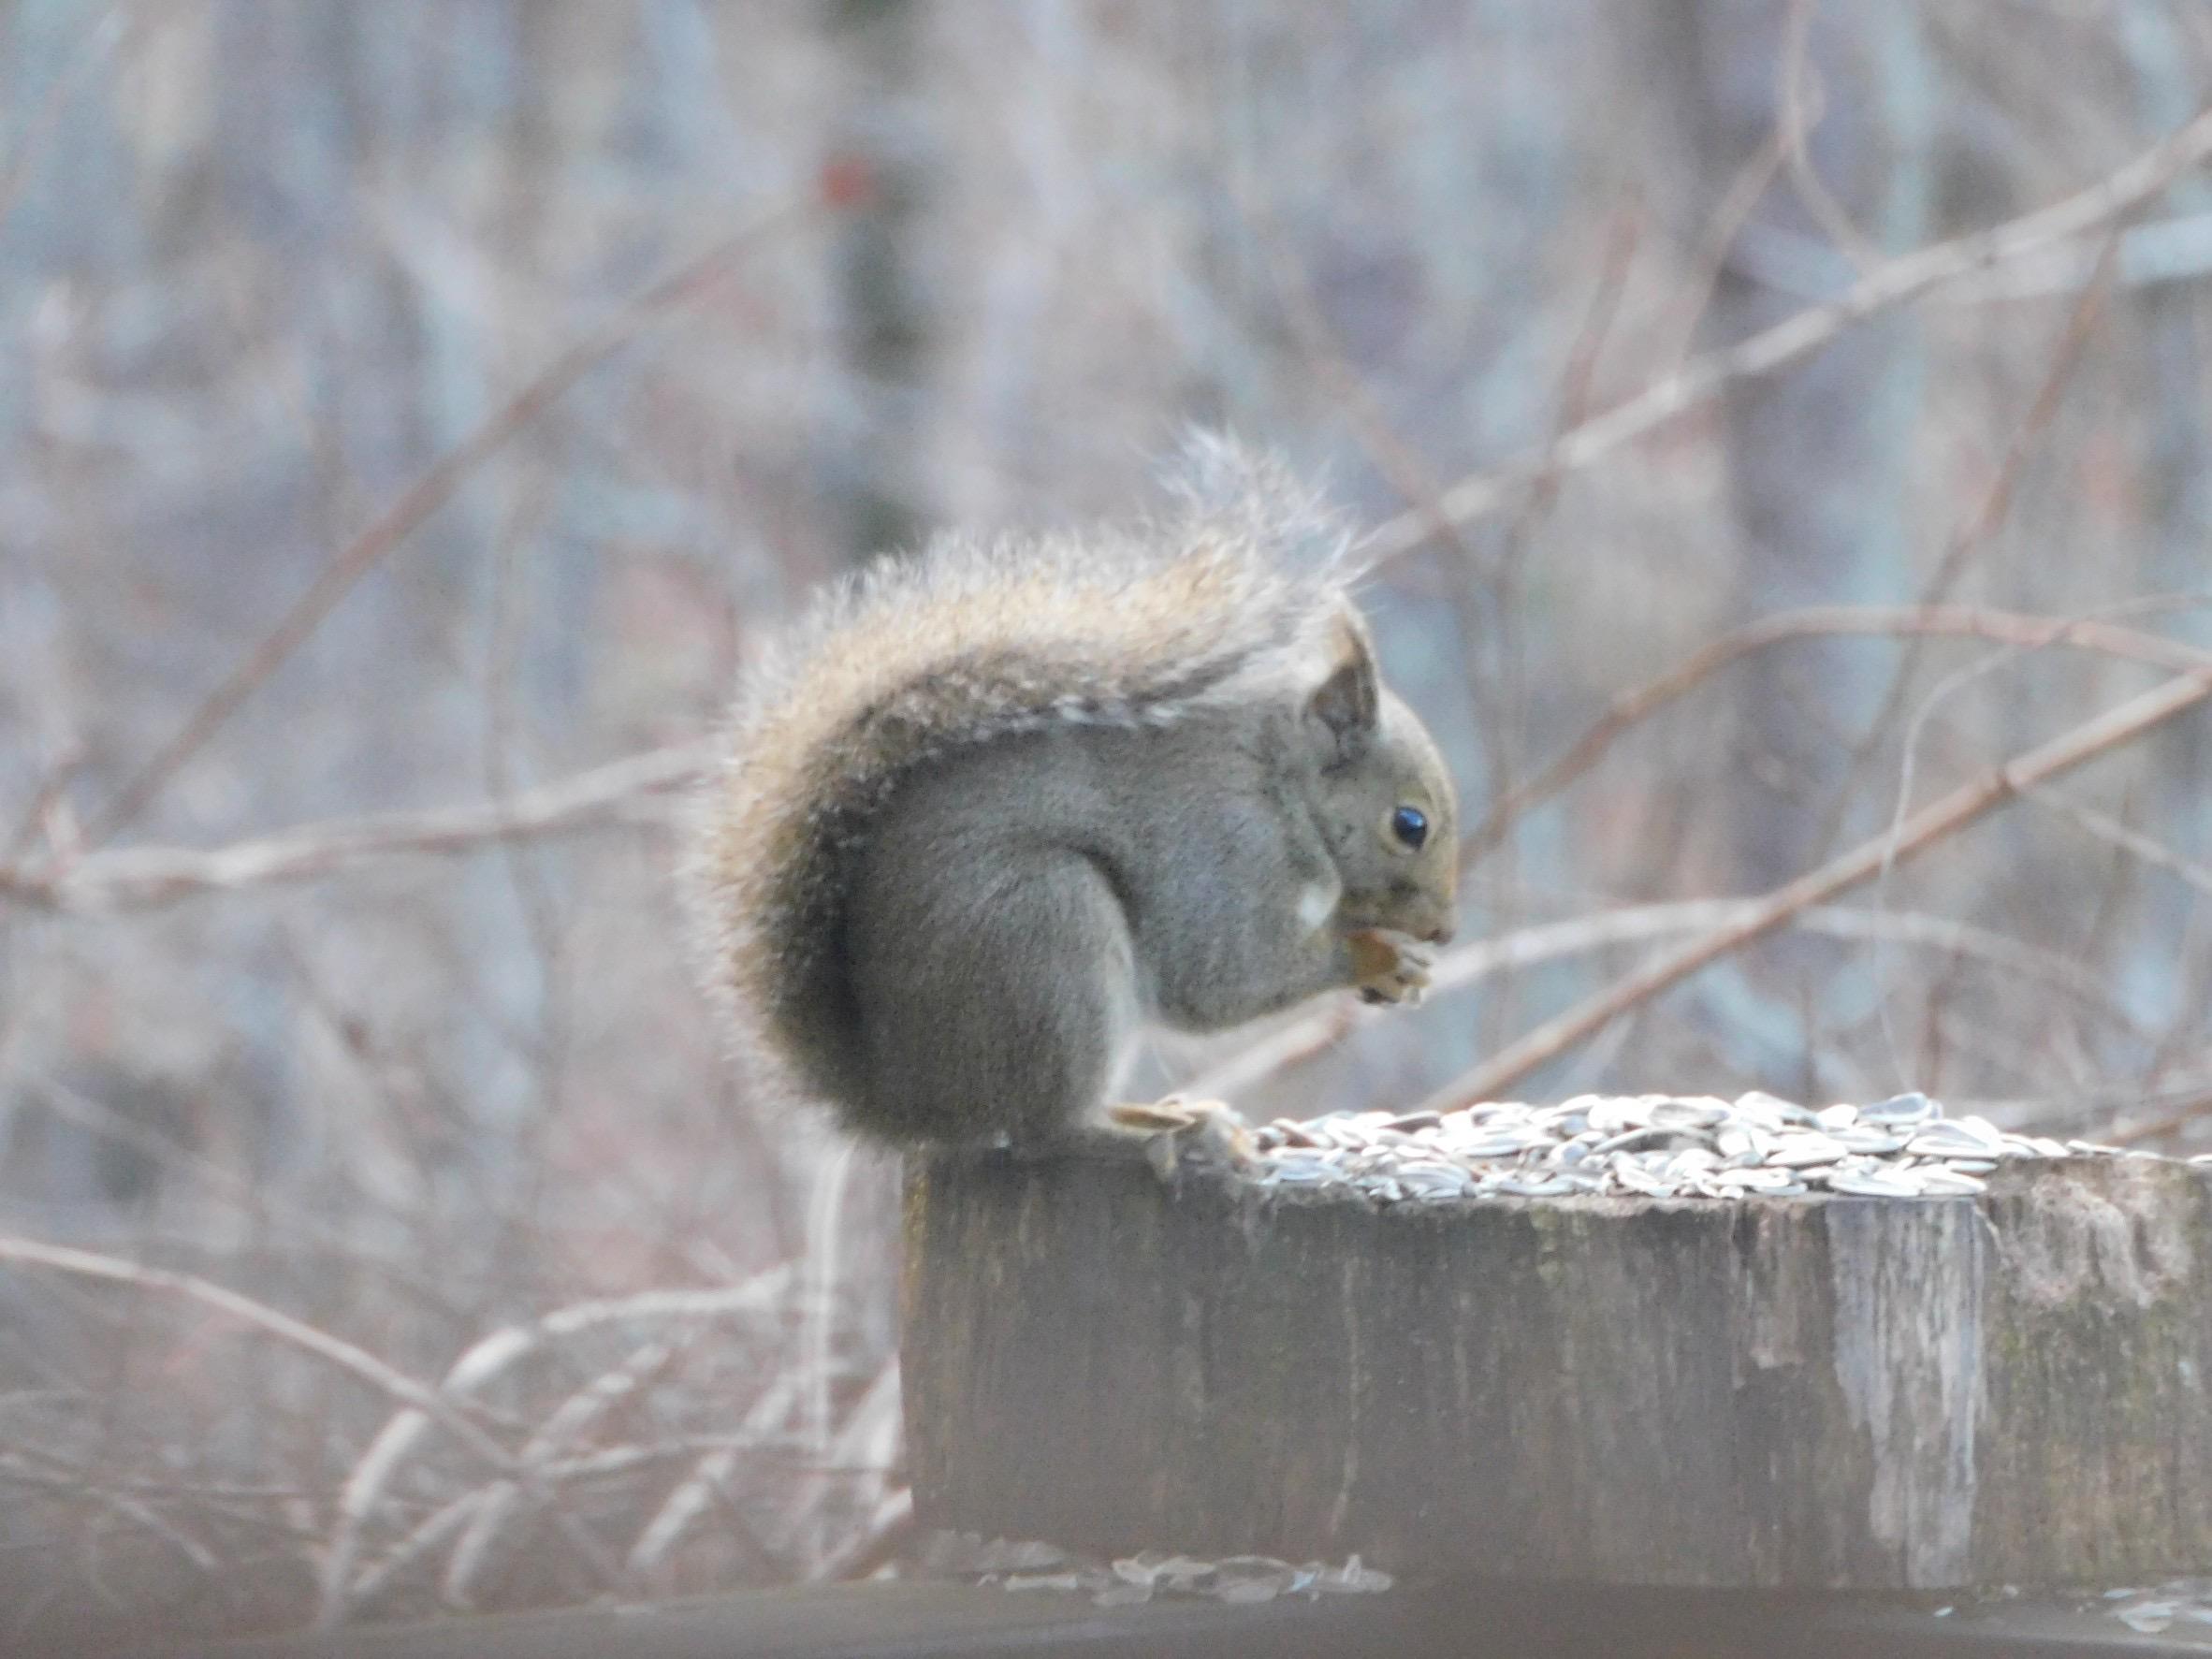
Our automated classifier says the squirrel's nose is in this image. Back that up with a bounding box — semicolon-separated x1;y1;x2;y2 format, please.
1420;917;1455;947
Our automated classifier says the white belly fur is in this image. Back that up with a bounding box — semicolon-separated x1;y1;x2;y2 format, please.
1296;877;1339;935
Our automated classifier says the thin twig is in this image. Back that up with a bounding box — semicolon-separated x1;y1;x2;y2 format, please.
783;1358;901;1574
6;739;716;912
1473;202;1641;1053
1944;208;2212;300
5;745;85;863
796;1141;858;1572
1663;119;1791;370
2103;1084;2212;1148
1241;186;1477;571
1460;604;2212;872
339;1492;484;1617
1420;668;2212;1111
442;1341;676;1609
84;201;808;848
812;1489;916;1583
0;1237;516;1474
0;5;130;238
1192;604;2209;1098
2026;785;2212;901
1777;0;1880;271
0;1451;231;1578
319;1267;789;1626
1806;229;2124;864
1185;897;2139;1102
1859;596;2159;1083
340;1433;781;1618
1367;102;2212;561
623;1369;805;1587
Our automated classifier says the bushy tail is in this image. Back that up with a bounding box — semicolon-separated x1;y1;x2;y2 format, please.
688;435;1357;1117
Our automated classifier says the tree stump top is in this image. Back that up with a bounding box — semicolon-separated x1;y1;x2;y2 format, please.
902;1114;2212;1591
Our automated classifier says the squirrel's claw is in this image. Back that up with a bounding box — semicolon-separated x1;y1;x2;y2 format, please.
1349;929;1433;1008
1104;1098;1256;1183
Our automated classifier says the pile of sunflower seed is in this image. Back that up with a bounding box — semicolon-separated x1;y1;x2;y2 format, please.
2096;1579;2212;1636
914;1532;1392;1608
1123;1090;2197;1202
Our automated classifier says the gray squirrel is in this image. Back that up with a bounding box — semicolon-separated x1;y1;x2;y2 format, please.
690;437;1458;1145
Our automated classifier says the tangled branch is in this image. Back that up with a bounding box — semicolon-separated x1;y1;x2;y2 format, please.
1422;667;2212;1111
1367;102;2212;560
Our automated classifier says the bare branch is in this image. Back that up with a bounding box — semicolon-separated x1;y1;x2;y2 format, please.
1421;668;2212;1111
1778;0;1880;272
1944;209;2212;301
2103;1077;2212;1148
1462;604;2212;871
0;1236;517;1476
7;739;717;912
320;1267;790;1626
0;6;131;238
1368;102;2212;560
1806;231;2124;865
442;1341;675;1610
84;199;808;848
783;1357;901;1574
812;1488;916;1584
1185;898;2139;1103
21;607;2192;917
339;1491;482;1619
2026;785;2212;902
623;1370;805;1588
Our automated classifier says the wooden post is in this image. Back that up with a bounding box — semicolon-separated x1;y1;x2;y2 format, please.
902;1147;2212;1589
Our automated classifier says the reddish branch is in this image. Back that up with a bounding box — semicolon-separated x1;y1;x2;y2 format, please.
1422;667;2212;1112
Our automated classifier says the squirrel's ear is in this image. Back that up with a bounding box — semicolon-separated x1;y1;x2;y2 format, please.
1306;615;1380;762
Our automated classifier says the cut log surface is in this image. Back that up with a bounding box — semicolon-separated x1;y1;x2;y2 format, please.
902;1146;2212;1590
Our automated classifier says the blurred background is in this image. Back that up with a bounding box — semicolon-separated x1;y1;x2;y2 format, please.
3;0;2211;1642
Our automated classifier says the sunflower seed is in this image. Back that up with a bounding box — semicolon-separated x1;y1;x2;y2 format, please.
1833;1128;1909;1155
1109;1101;1199;1133
1913;1168;1989;1196
1495;1175;1577;1197
1712;1166;1796;1191
1650;1097;1732;1130
1381;1110;1443;1134
1863;1092;1941;1126
1768;1132;1852;1168
1229;1090;2149;1204
1827;1171;1927;1198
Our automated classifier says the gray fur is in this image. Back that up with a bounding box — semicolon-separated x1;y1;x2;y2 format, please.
693;436;1458;1144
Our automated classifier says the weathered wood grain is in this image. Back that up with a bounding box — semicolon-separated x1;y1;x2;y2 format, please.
902;1149;2212;1589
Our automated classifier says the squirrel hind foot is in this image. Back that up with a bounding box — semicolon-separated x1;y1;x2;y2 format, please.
1101;1098;1257;1179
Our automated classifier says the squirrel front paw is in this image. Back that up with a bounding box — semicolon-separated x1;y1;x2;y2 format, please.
1348;928;1432;1007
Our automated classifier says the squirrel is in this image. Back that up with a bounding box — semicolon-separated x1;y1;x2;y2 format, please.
689;436;1459;1147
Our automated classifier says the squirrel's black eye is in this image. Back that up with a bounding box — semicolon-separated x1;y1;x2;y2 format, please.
1390;806;1428;850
